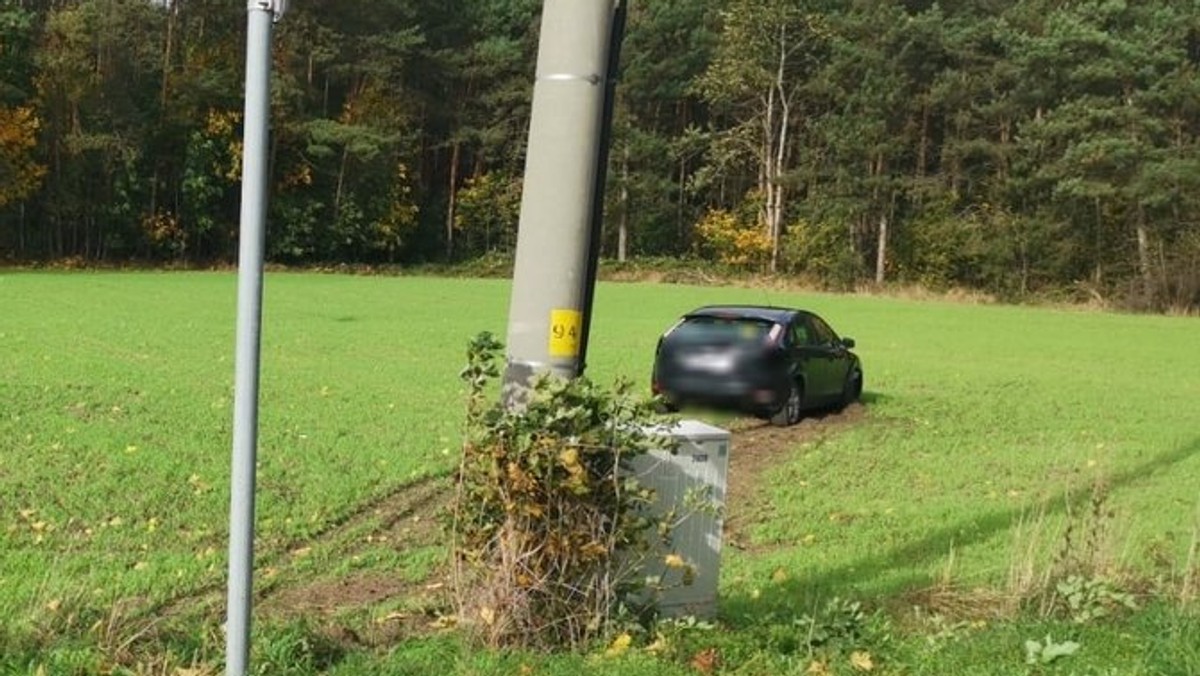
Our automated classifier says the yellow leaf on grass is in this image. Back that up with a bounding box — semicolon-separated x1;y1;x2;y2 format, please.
850;651;874;671
376;611;408;624
664;553;686;569
605;632;632;658
645;635;669;654
480;607;495;626
771;567;789;584
806;660;831;675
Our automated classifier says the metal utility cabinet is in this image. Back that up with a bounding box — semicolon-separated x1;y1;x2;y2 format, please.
632;420;730;618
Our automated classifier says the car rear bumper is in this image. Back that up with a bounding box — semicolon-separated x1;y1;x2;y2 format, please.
654;373;788;415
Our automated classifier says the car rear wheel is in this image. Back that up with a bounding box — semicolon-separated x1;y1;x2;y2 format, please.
841;366;863;408
770;381;803;427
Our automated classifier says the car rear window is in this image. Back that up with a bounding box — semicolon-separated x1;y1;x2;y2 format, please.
670;316;775;345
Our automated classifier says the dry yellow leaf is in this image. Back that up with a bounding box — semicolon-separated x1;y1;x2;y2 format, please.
480;607;495;625
645;635;669;654
664;553;686;569
806;660;831;675
376;611;408;624
558;447;580;467
850;650;874;671
605;632;632;657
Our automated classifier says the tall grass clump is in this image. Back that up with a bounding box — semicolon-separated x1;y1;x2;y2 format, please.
449;333;676;650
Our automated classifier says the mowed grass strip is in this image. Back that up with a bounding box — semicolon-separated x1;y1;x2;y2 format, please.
2;271;1198;671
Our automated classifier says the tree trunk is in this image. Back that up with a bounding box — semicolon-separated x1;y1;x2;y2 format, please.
917;102;929;179
618;143;629;262
766;24;791;274
335;147;348;221
160;0;175;107
1136;215;1152;303
446;140;460;258
677;153;686;243
875;212;887;285
17;203;25;256
871;152;886;284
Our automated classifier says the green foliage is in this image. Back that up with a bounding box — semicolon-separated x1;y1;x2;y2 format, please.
778;217;862;290
252;620;345;676
452;172;522;258
451;332;677;650
1023;634;1080;666
0;1;1199;309
1053;576;1138;625
799;597;870;649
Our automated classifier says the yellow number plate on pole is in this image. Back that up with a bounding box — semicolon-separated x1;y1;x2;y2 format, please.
548;309;583;357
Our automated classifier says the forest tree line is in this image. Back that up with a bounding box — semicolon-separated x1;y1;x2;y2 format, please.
1;0;1199;310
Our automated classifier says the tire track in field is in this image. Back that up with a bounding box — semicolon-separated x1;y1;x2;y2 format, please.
247;408;869;619
145;406;866;626
147;472;454;621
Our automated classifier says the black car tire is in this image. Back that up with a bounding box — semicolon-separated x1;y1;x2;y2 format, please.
770;381;803;427
841;365;863;408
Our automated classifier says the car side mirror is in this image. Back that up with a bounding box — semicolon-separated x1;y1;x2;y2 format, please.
841;337;856;349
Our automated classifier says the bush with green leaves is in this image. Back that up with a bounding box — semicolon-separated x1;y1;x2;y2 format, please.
450;332;678;650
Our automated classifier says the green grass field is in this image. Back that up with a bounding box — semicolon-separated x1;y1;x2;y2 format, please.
2;271;1199;675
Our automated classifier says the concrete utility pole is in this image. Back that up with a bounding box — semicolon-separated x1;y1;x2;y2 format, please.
226;2;285;674
502;0;622;398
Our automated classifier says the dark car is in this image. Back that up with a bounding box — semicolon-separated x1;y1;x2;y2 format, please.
651;305;863;426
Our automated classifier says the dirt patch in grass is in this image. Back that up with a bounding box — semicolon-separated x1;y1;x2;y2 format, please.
252;475;455;644
245;404;868;644
722;403;868;551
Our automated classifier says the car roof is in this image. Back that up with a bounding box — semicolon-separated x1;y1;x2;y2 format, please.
683;305;803;324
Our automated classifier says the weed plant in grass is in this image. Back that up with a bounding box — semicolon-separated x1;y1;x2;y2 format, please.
2;270;1199;674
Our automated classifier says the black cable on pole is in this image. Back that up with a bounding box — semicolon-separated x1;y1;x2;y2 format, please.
577;0;627;376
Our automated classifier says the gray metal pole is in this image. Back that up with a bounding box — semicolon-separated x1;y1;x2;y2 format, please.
226;2;282;674
502;0;618;399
